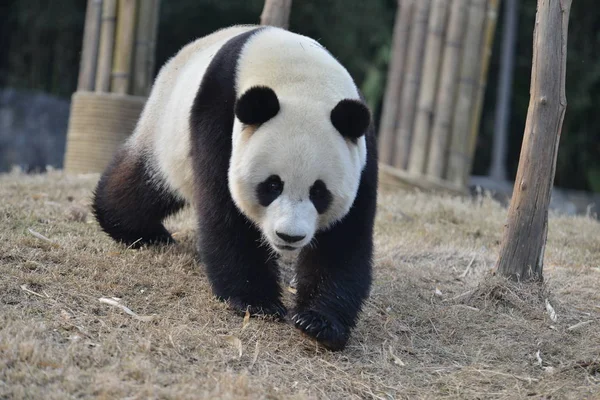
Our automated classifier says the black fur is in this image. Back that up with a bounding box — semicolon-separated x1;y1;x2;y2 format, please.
93;27;378;350
309;179;332;214
189;28;287;319
235;86;280;125
256;175;284;207
92;148;185;248
291;120;378;351
331;99;371;142
189;28;378;349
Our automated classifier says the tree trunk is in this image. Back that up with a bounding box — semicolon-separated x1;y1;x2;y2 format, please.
489;0;519;181
495;0;572;282
378;0;415;165
260;0;292;29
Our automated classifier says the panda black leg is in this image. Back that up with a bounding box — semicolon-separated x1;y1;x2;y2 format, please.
92;147;185;248
195;198;286;320
291;240;372;351
290;147;377;351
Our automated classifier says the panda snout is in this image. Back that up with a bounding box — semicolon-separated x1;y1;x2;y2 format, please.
276;231;306;244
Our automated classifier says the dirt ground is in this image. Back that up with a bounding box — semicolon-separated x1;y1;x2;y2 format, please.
1;169;599;399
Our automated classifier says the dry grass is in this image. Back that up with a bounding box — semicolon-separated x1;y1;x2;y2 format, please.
1;170;599;400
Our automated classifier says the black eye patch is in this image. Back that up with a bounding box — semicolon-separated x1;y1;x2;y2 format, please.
256;175;284;207
309;180;332;214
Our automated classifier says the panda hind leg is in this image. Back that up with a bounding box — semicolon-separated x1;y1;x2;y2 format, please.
92;147;185;248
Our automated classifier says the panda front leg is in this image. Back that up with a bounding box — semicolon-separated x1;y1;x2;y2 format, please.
195;194;286;319
292;237;373;351
290;164;377;351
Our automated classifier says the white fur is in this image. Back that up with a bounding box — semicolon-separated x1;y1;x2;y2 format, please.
127;25;257;201
229;28;367;253
126;25;369;254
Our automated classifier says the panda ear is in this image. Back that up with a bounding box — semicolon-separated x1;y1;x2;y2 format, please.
235;86;280;125
331;99;371;141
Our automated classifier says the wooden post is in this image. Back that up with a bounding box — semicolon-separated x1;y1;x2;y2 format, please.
408;0;450;174
378;0;415;165
111;0;138;94
77;0;103;91
393;0;431;170
495;0;572;281
260;0;293;29
95;0;117;92
426;0;469;179
447;0;487;186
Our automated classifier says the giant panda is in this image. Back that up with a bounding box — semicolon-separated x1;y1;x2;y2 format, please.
92;25;378;351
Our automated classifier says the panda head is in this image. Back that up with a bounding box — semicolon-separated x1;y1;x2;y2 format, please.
228;85;370;254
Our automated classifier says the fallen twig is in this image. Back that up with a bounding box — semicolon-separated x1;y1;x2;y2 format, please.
20;284;47;298
475;368;539;383
442;289;475;303
536;350;543;367
98;297;155;322
545;299;558;322
389;345;405;366
460;254;477;278
27;228;60;248
567;320;593;332
452;304;480;312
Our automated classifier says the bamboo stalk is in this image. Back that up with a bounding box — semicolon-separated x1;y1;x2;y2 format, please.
111;0;138;94
95;0;117;92
147;0;161;92
393;0;431;170
133;0;160;96
408;0;450;175
260;0;293;29
466;0;500;184
447;0;487;187
378;0;415;165
426;0;469;179
77;0;103;91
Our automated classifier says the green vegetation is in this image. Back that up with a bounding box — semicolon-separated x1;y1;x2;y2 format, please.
0;0;598;192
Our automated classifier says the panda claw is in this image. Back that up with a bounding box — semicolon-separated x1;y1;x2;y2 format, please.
225;297;287;320
290;309;349;351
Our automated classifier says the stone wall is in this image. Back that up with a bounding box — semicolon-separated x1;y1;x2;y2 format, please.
0;89;70;172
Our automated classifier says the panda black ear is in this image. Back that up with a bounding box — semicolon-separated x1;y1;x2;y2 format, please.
235;86;280;125
331;99;371;142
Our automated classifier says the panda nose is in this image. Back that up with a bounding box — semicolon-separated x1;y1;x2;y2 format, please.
276;232;306;243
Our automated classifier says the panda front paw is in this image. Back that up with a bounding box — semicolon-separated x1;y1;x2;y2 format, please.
226;297;287;321
290;309;349;351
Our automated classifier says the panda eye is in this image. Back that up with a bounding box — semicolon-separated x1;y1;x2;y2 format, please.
310;180;332;214
268;180;281;192
256;175;283;207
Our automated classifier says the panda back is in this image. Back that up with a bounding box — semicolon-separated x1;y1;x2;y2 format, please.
128;25;259;201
